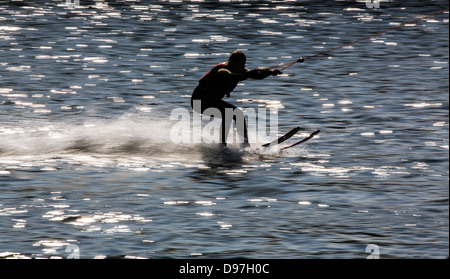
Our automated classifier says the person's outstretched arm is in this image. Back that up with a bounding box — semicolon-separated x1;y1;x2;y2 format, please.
245;68;282;79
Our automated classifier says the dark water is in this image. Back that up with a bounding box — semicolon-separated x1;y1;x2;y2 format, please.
0;0;448;259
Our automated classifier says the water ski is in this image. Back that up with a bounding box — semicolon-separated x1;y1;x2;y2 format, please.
280;129;320;150
261;126;301;147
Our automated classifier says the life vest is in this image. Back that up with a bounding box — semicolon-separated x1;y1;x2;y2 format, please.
196;63;241;100
199;63;225;82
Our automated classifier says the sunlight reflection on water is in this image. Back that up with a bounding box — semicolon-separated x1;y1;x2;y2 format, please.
0;1;448;259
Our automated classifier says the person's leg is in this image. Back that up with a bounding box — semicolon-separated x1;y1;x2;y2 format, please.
213;100;248;146
192;99;248;146
227;104;249;147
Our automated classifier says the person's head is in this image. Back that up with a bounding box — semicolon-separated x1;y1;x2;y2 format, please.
227;50;246;73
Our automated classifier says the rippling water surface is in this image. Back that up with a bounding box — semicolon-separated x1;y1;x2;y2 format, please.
0;0;448;259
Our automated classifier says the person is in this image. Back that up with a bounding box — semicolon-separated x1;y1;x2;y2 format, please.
191;50;282;148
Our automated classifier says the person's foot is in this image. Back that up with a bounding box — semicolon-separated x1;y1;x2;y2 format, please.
240;142;250;149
